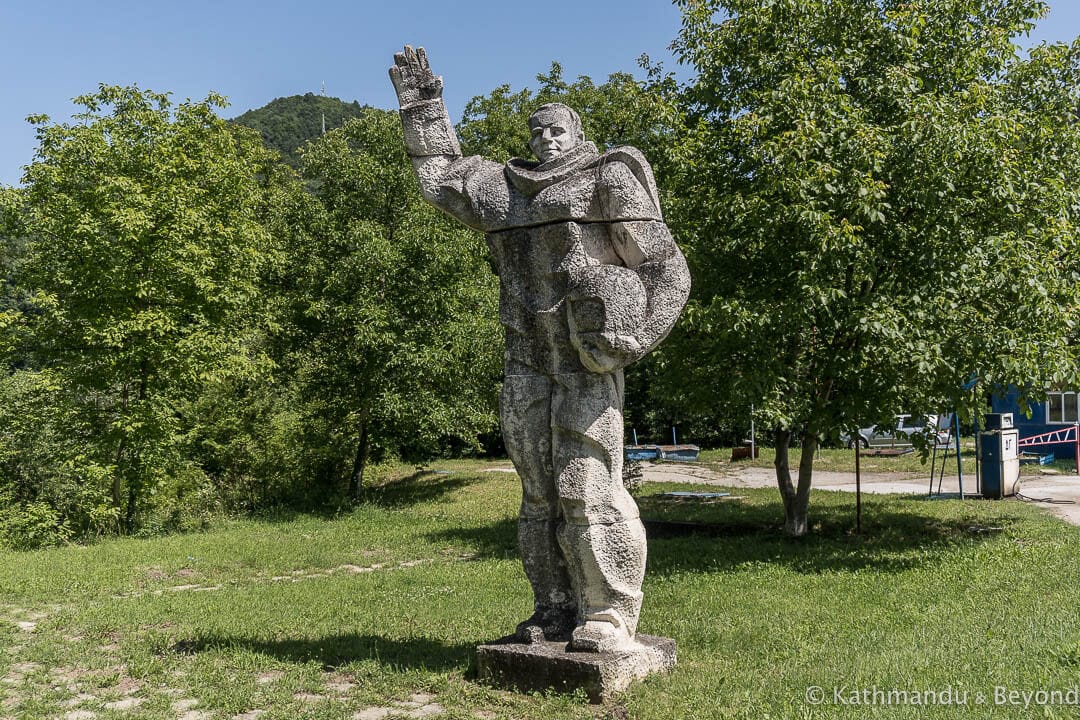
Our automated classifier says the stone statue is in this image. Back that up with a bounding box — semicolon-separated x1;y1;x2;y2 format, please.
390;46;690;654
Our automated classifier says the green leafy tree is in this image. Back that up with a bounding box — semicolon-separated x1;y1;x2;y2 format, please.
282;109;502;499
663;0;1080;534
458;62;673;161
12;85;279;531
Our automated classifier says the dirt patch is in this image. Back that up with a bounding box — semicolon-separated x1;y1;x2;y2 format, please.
103;697;144;711
354;709;394;720
294;692;327;703
64;711;97;720
255;670;283;685
233;711;266;720
323;672;355;693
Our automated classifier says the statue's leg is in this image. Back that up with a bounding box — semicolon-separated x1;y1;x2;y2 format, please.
501;369;576;641
552;370;647;652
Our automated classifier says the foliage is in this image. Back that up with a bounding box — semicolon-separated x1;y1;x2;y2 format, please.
232;93;371;169
9;84;280;533
284;110;502;498
660;0;1080;533
0;88;504;541
0;369;119;548
458;61;676;164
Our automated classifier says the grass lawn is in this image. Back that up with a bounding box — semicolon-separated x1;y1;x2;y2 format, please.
2;460;1080;719
700;442;1080;478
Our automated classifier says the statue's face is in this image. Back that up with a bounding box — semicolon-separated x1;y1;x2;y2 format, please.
528;108;583;163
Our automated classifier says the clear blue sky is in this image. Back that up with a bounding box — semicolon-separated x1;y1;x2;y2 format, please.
1;1;1078;187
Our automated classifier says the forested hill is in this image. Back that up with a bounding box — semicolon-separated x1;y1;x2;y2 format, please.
232;93;370;168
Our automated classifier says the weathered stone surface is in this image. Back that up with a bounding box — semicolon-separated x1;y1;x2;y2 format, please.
391;45;689;658
476;634;676;703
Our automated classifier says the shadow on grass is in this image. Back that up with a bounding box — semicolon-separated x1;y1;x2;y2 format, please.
432;494;1013;576
644;493;1014;575
240;472;483;526
427;518;518;560
173;632;473;672
361;471;480;509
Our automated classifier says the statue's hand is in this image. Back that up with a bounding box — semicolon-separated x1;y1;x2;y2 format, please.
572;331;644;374
389;45;444;107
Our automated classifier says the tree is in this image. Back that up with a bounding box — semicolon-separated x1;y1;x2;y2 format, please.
458;62;676;164
281;109;502;499
662;0;1080;534
12;85;279;531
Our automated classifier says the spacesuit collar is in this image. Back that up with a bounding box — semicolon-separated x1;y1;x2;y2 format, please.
505;141;599;195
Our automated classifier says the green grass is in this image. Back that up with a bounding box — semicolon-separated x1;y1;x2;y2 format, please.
701;442;1080;477
2;462;1080;718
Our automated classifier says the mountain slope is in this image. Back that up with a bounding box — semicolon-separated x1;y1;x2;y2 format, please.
232;93;371;168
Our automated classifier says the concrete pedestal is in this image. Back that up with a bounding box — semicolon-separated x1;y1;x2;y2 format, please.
475;634;676;703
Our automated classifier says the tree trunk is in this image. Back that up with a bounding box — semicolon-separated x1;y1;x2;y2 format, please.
111;437;125;519
347;420;370;502
774;428;816;536
125;468;138;534
112;379;130;526
123;359;150;533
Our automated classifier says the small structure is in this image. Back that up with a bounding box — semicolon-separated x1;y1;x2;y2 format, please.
991;386;1080;460
980;413;1020;498
624;444;661;461
658;444;700;461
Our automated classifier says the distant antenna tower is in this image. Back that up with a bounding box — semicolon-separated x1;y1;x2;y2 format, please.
321;81;326;135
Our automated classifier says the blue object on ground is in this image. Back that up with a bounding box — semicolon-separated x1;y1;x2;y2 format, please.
1019;452;1054;466
625;445;661;460
658;444;701;461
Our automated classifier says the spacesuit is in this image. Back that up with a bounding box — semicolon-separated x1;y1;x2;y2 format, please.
391;47;689;651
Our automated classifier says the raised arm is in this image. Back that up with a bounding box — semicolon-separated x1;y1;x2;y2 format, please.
389;45;500;230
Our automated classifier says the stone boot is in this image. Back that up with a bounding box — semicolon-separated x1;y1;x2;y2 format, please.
556;518;646;652
516;518;576;642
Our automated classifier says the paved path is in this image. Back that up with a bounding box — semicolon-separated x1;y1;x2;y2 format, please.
640;461;1080;526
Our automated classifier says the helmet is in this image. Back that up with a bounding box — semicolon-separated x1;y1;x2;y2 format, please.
566;265;646;337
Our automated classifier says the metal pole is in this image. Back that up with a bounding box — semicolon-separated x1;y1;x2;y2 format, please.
1067;425;1075;474
973;414;981;495
855;435;862;533
750;404;756;459
632;428;638;445
954;413;964;499
672;426;677;445
937;434;949;495
929;436;938;496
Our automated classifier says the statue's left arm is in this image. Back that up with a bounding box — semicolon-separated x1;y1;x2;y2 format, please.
610;218;691;353
601;157;691;354
569;156;690;374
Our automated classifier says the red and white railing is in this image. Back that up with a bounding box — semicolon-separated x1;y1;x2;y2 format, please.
1018;424;1080;473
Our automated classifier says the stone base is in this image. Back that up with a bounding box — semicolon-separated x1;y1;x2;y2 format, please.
475;634;676;703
